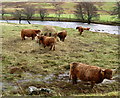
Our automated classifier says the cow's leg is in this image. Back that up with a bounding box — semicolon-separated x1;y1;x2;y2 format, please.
80;32;82;35
53;45;55;51
50;45;53;50
44;45;46;48
69;71;72;81
60;38;62;41
32;36;35;40
22;37;25;40
21;35;25;40
62;38;65;42
90;81;95;89
72;76;77;84
38;40;41;45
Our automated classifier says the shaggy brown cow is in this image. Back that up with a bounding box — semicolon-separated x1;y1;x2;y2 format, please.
38;35;56;50
76;26;84;35
69;62;113;88
57;30;67;42
76;27;90;35
21;29;41;40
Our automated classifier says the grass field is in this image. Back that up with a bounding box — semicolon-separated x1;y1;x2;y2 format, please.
1;22;119;96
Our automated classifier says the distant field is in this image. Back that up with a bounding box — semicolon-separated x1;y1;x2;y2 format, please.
1;2;119;24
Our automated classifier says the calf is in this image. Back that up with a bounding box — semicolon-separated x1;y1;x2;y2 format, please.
57;30;67;42
76;26;84;35
76;27;90;35
69;62;113;88
38;35;56;50
21;29;41;40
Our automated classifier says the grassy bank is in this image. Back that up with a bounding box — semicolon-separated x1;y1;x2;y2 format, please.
1;22;119;96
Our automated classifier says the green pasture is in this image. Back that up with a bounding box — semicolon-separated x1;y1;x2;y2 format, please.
99;15;118;22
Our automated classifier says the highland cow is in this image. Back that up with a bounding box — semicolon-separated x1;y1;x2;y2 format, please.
69;62;113;88
57;30;67;42
38;35;56;50
76;26;84;35
21;29;41;40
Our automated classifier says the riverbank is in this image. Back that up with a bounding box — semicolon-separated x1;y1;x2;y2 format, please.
2;22;119;96
3;17;120;26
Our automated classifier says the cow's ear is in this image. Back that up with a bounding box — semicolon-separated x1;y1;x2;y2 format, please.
101;69;105;76
76;27;78;29
38;30;41;32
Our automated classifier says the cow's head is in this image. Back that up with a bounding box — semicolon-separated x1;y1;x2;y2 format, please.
87;28;90;30
34;30;41;36
76;27;79;29
101;69;113;80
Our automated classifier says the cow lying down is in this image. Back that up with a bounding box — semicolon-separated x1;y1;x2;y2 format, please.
69;62;113;88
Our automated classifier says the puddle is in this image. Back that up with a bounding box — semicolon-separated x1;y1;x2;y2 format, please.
1;81;18;93
57;72;69;82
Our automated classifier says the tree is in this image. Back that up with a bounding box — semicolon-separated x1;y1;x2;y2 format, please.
22;5;35;24
111;1;120;19
1;8;5;19
74;3;85;21
38;8;48;21
12;10;23;24
52;3;64;21
75;2;99;24
1;8;9;23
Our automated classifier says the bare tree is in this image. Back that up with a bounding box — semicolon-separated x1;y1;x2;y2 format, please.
52;3;64;21
1;8;5;19
111;1;120;19
74;3;84;21
22;5;35;24
12;10;23;24
38;8;48;21
75;2;99;24
1;8;9;23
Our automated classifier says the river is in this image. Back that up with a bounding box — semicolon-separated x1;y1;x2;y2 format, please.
0;20;119;34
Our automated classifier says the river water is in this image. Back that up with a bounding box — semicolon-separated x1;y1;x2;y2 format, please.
0;20;119;34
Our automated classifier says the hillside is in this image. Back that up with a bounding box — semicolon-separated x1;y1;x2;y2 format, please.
1;22;119;96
